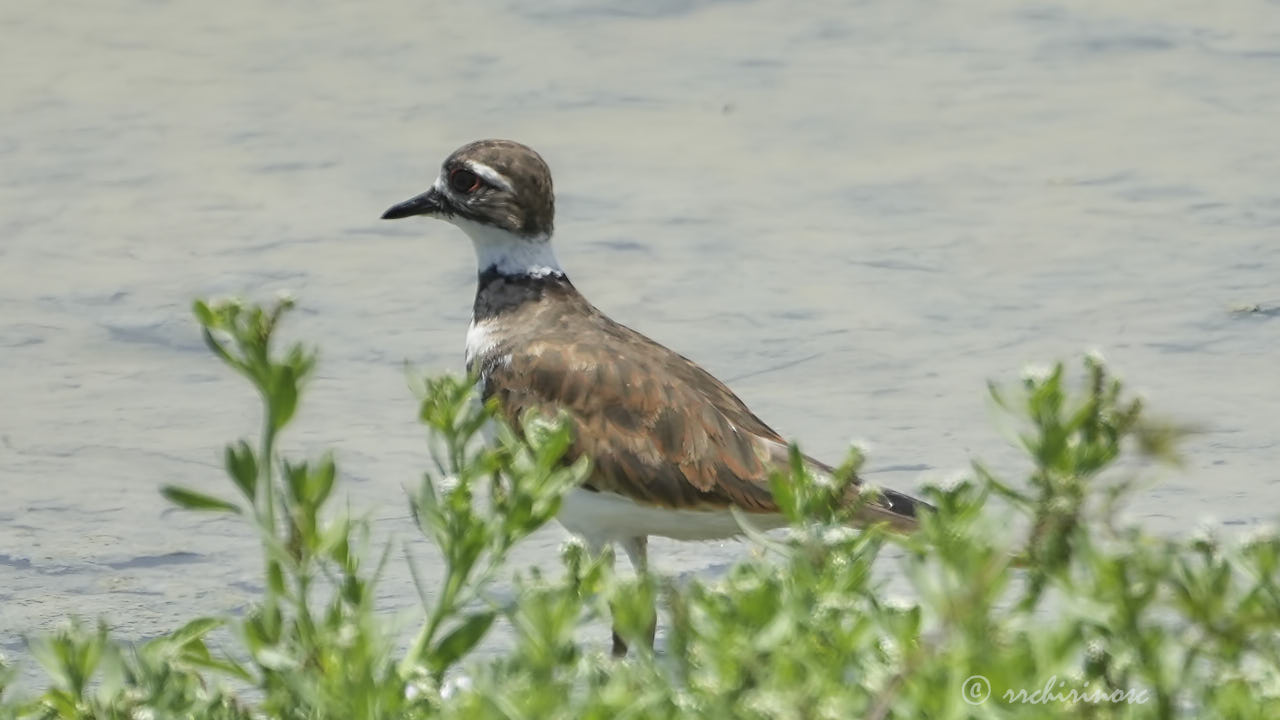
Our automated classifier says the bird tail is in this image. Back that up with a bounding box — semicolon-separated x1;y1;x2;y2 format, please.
851;485;933;533
776;442;933;533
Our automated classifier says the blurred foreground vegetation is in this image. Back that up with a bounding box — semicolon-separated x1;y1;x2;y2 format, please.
2;297;1278;719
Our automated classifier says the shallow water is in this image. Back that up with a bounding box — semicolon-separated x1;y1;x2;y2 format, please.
2;0;1278;681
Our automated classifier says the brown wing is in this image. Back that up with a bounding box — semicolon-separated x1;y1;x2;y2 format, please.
486;330;781;511
483;315;925;530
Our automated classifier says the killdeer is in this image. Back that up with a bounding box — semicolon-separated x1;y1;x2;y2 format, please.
382;139;928;654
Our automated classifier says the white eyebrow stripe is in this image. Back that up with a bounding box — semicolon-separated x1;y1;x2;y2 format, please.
465;161;514;192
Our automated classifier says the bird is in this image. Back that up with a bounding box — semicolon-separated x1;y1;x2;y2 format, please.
381;139;929;655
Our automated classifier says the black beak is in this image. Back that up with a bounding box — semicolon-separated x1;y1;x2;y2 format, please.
381;187;446;220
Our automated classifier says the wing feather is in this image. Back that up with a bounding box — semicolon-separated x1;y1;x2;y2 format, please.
483;313;922;529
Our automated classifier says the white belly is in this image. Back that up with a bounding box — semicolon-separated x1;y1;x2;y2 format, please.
556;487;788;548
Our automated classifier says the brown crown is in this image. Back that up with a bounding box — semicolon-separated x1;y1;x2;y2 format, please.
444;139;555;238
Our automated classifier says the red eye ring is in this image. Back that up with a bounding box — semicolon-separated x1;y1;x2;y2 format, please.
449;167;482;194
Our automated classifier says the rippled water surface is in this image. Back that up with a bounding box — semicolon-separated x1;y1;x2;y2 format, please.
2;0;1278;677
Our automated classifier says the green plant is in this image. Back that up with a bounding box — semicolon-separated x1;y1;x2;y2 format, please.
5;297;581;720
435;358;1280;719
4;297;1277;719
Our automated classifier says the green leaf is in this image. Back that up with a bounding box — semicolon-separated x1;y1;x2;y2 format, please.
161;485;241;514
283;459;308;504
428;611;497;674
768;469;798;523
267;560;286;596
311;454;336;506
253;646;299;670
165;616;224;648
37;688;78;717
180;651;254;682
223;440;257;499
201;327;234;366
192;299;215;327
270;365;299;430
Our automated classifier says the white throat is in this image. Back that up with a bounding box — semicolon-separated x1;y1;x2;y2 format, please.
452;217;563;278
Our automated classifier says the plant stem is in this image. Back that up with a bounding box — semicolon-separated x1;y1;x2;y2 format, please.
399;565;458;678
260;399;280;620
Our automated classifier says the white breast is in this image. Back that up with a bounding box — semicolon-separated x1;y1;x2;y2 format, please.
464;319;500;370
556;487;788;549
464;319;503;443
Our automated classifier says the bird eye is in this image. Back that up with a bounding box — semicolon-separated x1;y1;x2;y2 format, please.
449;168;481;194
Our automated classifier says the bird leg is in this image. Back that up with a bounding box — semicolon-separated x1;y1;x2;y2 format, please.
612;535;656;657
